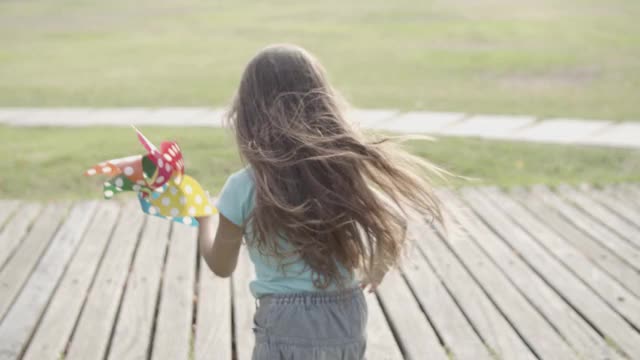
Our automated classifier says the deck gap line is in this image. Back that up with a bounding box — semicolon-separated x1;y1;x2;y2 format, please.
462;190;626;354
455;191;594;356
230;273;238;360
585;187;640;231
146;221;174;360
10;202;86;358
426;223;516;359
572;186;640;240
416;223;498;356
398;264;450;355
543;187;640;274
533;186;640;273
371;290;410;360
430;222;543;360
61;202;123;360
486;188;640;326
191;224;200;360
0;203;44;272
101;214;148;360
0;202;71;325
555;186;640;251
17;201;99;359
509;187;640;301
0;200;21;232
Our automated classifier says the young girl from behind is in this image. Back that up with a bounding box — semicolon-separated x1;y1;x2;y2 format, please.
197;44;444;360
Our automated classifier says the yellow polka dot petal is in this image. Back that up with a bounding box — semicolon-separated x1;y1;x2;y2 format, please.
148;175;217;217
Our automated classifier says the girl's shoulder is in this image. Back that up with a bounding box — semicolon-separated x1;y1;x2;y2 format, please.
226;166;254;188
217;166;255;226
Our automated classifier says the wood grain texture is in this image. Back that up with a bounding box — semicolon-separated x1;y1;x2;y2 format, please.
437;189;582;360
511;187;640;298
0;203;41;269
0;201;20;231
402;229;493;360
65;201;145;360
107;216;171;360
195;215;232;360
462;187;637;358
0;201;97;360
530;185;640;272
151;223;198;360
558;185;640;248
364;293;404;360
2;185;639;360
482;187;640;329
0;203;67;319
376;269;448;360
411;219;536;360
22;202;120;360
232;246;255;360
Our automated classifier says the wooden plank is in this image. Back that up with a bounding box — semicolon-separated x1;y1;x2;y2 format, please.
0;201;97;360
618;184;640;206
461;188;640;358
410;220;536;360
588;187;640;227
437;189;586;360
401;228;493;360
195;253;232;360
151;223;198;360
0;203;41;269
0;203;68;320
558;185;640;248
601;185;640;213
0;202;42;271
106;216;171;360
65;201;145;360
530;185;640;272
195;216;232;360
364;293;404;360
22;202;120;360
0;200;20;231
376;269;448;360
232;246;256;360
481;187;640;330
511;187;640;298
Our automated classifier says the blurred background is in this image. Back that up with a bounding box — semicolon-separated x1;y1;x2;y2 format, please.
1;0;639;199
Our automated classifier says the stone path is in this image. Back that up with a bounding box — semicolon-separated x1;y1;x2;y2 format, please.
1;107;639;149
1;184;639;359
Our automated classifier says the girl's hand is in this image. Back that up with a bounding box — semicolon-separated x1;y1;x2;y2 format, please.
360;280;380;293
359;269;386;293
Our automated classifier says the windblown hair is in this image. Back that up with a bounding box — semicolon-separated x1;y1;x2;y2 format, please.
228;44;445;288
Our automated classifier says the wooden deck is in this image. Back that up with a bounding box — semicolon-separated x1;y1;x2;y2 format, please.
0;184;639;360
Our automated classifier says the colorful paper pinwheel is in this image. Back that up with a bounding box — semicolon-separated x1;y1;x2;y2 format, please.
84;127;216;226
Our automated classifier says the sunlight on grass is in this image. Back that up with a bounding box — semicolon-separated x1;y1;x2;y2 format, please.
1;0;639;120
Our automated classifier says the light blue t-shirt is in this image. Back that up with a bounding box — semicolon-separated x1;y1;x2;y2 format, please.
216;167;357;298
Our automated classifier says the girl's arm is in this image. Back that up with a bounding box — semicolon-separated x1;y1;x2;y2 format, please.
197;214;244;278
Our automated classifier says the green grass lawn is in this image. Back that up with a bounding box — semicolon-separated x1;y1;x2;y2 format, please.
1;126;638;200
1;0;639;120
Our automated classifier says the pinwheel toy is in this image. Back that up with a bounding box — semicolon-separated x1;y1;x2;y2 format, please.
84;127;216;226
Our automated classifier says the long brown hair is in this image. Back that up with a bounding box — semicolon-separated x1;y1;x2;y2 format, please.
228;44;445;288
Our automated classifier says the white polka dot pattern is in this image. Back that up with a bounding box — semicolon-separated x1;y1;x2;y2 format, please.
149;175;215;217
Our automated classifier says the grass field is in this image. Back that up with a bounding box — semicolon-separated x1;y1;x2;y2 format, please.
1;126;639;200
1;0;640;120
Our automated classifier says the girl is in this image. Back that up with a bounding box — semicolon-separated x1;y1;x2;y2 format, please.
197;44;444;359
